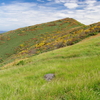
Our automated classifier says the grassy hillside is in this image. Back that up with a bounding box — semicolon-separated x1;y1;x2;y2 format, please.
0;18;84;63
1;18;100;65
0;33;100;100
1;19;100;66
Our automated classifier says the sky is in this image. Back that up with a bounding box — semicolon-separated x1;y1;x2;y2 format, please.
0;0;100;31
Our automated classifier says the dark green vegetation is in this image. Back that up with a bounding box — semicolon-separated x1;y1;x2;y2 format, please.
0;33;100;100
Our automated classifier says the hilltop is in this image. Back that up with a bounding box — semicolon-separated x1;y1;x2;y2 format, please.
0;18;84;64
0;18;100;66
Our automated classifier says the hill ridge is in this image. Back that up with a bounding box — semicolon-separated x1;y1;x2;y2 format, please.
0;17;100;66
0;17;84;64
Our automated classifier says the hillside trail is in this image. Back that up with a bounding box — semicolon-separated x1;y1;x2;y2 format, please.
80;33;100;43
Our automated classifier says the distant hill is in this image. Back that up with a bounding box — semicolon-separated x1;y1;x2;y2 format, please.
0;18;100;65
0;31;6;34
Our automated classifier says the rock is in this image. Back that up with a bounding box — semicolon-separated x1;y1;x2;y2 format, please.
44;74;55;81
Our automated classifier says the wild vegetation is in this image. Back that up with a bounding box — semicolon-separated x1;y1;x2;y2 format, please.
0;17;100;99
0;18;100;66
0;18;84;65
0;33;100;100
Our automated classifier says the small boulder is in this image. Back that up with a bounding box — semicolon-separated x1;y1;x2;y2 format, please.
44;74;55;81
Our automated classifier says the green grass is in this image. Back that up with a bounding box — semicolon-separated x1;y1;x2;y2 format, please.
0;34;100;100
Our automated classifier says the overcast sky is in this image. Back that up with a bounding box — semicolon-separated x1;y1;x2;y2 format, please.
0;0;100;31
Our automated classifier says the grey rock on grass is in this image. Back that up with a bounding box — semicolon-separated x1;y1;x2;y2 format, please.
44;74;55;81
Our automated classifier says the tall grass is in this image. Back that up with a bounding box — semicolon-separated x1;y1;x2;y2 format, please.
0;34;100;100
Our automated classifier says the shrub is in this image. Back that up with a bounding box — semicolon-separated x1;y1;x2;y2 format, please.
0;58;3;63
16;60;25;65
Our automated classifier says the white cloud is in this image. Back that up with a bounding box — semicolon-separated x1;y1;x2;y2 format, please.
0;2;62;31
55;0;78;3
85;0;96;4
0;0;100;31
64;2;78;9
54;0;100;24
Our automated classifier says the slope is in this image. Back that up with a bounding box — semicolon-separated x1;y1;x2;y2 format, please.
0;33;100;100
1;18;100;66
0;18;84;63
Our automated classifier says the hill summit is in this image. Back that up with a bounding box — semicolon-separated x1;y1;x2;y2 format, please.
0;18;100;65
